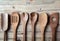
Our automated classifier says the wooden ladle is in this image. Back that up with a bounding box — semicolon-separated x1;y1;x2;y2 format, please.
21;12;29;41
11;12;20;41
30;12;38;41
49;12;59;41
38;13;48;41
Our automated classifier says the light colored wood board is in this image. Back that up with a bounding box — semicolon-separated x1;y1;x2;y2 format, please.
0;33;4;38
0;0;59;5
0;0;26;5
0;40;3;41
0;3;60;41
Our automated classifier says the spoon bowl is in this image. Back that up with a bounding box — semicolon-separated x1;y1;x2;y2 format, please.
30;12;38;24
21;12;28;23
11;12;19;30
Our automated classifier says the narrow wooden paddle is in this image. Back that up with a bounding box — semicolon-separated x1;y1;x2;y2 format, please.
30;12;38;41
49;12;59;41
1;14;8;41
21;12;29;41
38;13;48;41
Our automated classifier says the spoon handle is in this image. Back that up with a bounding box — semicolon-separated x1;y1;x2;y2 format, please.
40;30;44;41
23;24;26;41
13;30;17;41
31;24;35;41
52;28;56;41
4;32;7;41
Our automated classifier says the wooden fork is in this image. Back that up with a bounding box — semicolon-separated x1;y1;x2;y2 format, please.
38;13;48;41
11;12;20;41
49;12;59;41
30;12;38;41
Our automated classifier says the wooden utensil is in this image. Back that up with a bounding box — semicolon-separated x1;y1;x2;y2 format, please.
0;14;2;29
38;13;48;41
30;12;38;41
1;14;8;41
21;12;28;41
11;12;19;41
49;12;59;41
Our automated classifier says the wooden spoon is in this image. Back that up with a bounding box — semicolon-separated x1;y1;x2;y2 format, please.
21;12;29;41
38;13;48;41
30;12;38;41
49;12;59;41
1;14;8;41
11;12;20;41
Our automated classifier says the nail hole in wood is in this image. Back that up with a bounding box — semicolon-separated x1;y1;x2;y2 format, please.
12;6;15;9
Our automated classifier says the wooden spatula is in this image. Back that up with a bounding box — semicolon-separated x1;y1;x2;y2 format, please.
49;12;59;41
11;12;20;41
38;13;48;41
30;12;38;41
1;14;8;41
21;12;29;41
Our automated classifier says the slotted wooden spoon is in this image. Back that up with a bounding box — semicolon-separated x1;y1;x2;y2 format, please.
30;12;38;41
21;12;28;41
11;12;19;41
38;13;48;41
49;12;59;41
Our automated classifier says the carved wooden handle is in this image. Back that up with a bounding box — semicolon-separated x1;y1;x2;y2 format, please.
31;24;35;41
13;30;17;41
50;12;59;41
4;32;7;41
52;29;56;41
40;30;44;41
23;24;27;41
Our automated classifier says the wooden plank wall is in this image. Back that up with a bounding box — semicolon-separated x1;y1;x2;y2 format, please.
0;0;60;41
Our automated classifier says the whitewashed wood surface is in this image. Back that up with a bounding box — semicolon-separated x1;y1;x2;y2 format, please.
0;0;60;41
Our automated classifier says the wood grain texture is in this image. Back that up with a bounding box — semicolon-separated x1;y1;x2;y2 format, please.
49;12;59;41
38;13;48;41
30;12;38;41
21;12;29;41
11;12;20;41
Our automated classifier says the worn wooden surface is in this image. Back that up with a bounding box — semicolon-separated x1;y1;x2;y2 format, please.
0;0;60;41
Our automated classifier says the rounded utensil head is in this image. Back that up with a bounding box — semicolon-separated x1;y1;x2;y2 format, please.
50;12;59;28
39;13;48;28
21;12;28;23
30;12;38;24
1;14;8;31
11;12;19;30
